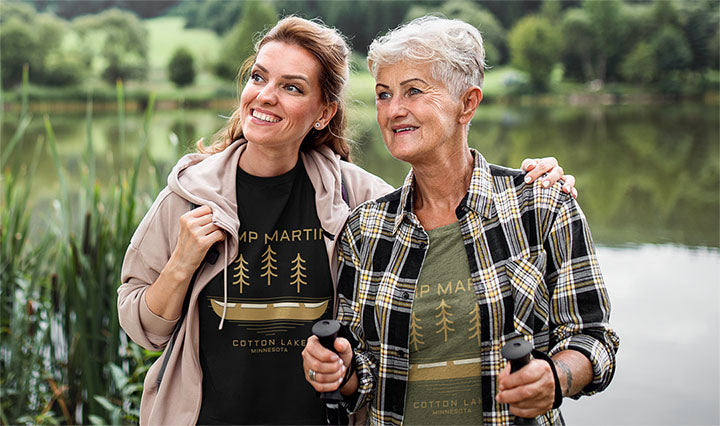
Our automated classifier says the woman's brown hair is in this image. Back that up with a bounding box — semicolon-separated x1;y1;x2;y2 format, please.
199;16;352;161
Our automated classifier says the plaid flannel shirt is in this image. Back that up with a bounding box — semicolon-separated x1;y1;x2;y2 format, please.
336;150;619;426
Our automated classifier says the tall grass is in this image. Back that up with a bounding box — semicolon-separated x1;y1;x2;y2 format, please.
1;71;163;424
0;65;61;425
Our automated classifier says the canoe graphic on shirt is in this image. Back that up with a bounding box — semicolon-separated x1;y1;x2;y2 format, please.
209;298;329;321
408;357;482;382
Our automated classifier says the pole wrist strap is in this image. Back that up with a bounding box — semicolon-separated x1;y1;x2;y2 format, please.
339;352;356;389
531;349;563;409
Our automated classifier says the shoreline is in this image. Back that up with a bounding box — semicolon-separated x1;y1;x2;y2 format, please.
3;91;718;114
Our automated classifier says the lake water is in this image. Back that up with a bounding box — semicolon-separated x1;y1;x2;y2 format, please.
562;245;719;425
4;101;719;424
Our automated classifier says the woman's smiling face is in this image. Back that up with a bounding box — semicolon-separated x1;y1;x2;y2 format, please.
240;41;332;153
374;61;466;165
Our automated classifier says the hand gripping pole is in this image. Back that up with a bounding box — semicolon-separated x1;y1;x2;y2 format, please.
312;319;343;403
501;337;539;425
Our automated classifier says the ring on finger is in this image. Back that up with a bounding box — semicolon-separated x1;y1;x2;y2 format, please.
308;369;316;382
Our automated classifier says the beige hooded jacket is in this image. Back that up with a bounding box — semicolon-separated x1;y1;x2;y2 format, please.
117;140;392;425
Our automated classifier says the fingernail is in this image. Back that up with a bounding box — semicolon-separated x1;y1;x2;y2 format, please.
572;188;578;198
564;184;570;192
542;180;550;188
341;364;346;373
524;175;532;184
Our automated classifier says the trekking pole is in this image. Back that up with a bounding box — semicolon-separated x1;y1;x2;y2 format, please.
312;319;344;402
501;337;539;426
312;319;346;425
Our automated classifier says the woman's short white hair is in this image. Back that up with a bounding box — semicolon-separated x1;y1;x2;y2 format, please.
367;15;486;99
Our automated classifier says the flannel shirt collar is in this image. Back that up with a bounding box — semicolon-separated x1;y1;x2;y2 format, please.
393;148;494;234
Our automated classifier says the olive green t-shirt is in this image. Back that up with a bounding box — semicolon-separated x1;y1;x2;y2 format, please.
403;222;483;425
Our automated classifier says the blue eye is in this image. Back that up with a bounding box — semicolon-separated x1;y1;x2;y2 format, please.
377;92;391;100
409;87;422;95
250;73;263;82
286;84;303;94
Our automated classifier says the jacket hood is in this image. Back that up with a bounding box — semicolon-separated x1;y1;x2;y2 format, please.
300;144;352;238
167;141;246;241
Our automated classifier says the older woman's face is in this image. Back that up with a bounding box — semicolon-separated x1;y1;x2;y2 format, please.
374;62;465;165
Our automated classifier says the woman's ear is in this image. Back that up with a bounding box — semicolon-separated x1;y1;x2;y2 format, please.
459;87;482;125
317;102;338;130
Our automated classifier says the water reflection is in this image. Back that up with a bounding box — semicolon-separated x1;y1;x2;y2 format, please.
4;103;718;248
562;245;719;425
353;103;719;248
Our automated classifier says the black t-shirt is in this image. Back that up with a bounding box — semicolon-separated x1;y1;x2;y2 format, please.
197;160;333;425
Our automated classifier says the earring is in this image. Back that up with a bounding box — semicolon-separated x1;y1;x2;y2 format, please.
314;122;321;128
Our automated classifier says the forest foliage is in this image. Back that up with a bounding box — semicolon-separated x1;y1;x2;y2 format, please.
3;0;718;94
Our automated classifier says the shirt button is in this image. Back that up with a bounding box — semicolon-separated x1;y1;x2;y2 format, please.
402;292;409;300
397;349;405;357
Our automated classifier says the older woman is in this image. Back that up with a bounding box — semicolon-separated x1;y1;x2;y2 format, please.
302;16;619;426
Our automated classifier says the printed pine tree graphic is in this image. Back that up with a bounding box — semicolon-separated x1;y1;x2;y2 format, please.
409;312;424;351
260;245;278;286
468;303;482;346
434;299;455;342
290;253;308;293
232;254;251;294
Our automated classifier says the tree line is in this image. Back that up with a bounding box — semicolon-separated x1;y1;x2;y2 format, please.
2;0;718;92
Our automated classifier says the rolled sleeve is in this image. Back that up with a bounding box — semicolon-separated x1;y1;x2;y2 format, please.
340;350;377;414
550;329;619;396
139;291;179;340
117;244;178;351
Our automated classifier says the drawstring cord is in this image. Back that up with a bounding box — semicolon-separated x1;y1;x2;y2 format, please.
218;238;228;330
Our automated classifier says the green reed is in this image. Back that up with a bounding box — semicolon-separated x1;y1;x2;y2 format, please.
1;71;163;424
1;65;61;425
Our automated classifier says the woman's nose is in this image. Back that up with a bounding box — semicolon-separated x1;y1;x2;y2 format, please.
387;97;408;118
256;84;277;104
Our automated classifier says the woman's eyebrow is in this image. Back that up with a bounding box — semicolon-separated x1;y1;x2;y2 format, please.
253;63;309;83
282;74;309;83
400;78;427;86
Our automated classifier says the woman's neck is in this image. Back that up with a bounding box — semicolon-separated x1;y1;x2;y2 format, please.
238;142;300;177
412;147;474;230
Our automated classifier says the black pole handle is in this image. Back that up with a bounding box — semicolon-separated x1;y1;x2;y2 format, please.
312;319;343;403
501;337;539;425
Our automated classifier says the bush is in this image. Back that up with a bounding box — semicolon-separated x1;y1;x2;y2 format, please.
651;27;693;73
73;8;149;84
657;70;709;96
620;42;657;85
508;16;562;91
0;4;81;88
0;18;41;88
43;53;85;87
168;47;196;87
